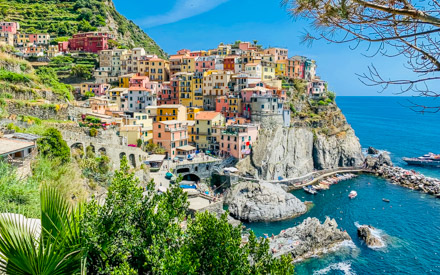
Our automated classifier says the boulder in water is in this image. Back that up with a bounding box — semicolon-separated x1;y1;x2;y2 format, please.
367;146;379;155
357;225;384;248
224;181;306;222
269;217;352;261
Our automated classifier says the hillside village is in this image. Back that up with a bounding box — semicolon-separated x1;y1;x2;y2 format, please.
0;21;334;186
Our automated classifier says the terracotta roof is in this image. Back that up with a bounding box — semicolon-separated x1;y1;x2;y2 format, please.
195;111;222;121
149;58;165;62
246;63;259;66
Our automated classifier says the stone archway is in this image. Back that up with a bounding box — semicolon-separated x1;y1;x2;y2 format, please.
183;174;201;183
98;147;106;156
176;167;190;174
129;154;136;167
71;142;84;158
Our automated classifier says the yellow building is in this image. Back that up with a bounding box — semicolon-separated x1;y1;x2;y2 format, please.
118;73;134;88
119;125;142;146
14;33;28;45
181;56;196;73
132;112;153;143
276;60;287;77
187;107;202;120
228;95;242;116
138;58;170;82
217;44;231;56
190;111;225;151
157;104;187;122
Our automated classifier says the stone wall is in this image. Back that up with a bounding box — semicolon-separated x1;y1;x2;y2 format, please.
5;101;69;120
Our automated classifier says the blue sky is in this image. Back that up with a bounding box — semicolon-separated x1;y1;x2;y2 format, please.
113;0;415;96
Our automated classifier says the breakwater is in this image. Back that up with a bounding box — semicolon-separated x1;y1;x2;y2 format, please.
372;165;440;197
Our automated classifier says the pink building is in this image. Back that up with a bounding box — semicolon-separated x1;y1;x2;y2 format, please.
129;74;150;89
215;96;229;113
153;120;195;158
58;41;69;53
195;56;216;73
219;124;259;159
28;34;37;44
0;22;19;34
158;81;179;105
177;49;191;55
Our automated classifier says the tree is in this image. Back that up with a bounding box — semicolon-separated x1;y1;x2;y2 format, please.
37;128;70;164
183;212;294;274
71;64;92;80
283;0;440;112
0;186;83;274
82;157;294;273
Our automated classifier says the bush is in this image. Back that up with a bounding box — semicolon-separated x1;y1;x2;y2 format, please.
89;128;98;137
327;91;336;102
37;128;70;164
289;103;296;114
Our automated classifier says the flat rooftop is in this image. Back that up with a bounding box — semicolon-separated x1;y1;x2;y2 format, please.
0;138;35;156
188;197;212;211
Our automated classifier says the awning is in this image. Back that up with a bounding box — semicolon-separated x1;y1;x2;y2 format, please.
144;154;166;163
176;145;196;151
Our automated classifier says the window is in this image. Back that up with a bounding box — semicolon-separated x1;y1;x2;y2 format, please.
158;133;161;138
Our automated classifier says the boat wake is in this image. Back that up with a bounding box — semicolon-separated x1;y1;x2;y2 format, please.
354;222;387;249
313;261;356;275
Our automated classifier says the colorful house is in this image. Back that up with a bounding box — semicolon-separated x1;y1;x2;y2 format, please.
219;124;259;159
118;73;134;88
68;32;111;53
156;104;187;122
190;111;225;152
202;70;233;110
0;22;19;34
153;120;194;158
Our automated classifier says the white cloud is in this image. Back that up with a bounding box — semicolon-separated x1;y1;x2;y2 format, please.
140;0;230;27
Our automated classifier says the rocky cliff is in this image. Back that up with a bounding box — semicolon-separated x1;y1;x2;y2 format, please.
237;94;364;180
224;181;307;222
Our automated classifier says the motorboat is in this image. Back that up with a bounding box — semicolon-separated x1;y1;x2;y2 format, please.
348;190;357;199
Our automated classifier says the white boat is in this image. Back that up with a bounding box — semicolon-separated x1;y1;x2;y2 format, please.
349;190;357;199
303;186;317;195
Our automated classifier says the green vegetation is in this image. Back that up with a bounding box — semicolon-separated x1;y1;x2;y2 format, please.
35;67;73;100
71;64;92;80
145;142;166;154
0;50;73;101
37;128;70;164
0;0;166;57
82;158;294;273
76;146;112;186
0;161;40;217
0;185;83;274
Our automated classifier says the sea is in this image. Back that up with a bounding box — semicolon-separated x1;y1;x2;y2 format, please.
245;96;440;274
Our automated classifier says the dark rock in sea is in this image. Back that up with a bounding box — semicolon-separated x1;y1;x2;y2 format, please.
357;225;384;248
364;152;393;169
367;146;379;155
269;217;352;261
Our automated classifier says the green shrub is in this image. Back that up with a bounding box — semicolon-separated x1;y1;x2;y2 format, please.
89;128;98;137
37;128;70;164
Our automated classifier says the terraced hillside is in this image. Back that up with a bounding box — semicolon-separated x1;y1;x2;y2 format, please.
0;0;166;58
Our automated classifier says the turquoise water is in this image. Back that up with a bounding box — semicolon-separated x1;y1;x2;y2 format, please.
246;97;440;274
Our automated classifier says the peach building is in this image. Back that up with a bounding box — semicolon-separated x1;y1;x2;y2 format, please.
152;120;195;158
219;124;259;159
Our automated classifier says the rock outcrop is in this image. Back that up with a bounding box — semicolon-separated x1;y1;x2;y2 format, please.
365;152;393;169
357;225;384;248
224;181;306;222
367;146;379;155
237;126;364;180
269;217;352;261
